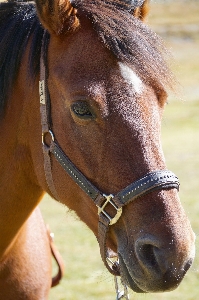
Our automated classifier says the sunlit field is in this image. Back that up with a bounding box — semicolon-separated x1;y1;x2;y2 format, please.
39;1;199;299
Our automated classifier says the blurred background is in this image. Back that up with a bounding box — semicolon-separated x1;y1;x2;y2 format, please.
40;0;199;299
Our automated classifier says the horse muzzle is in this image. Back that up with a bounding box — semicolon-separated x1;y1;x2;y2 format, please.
117;231;195;293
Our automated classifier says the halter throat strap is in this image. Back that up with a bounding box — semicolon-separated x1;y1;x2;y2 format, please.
39;31;180;276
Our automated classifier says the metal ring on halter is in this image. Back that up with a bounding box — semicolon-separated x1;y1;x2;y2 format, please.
42;130;55;148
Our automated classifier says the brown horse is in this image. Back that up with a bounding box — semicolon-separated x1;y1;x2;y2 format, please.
0;0;195;298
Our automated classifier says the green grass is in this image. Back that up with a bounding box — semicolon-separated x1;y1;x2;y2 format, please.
148;1;199;26
39;1;199;299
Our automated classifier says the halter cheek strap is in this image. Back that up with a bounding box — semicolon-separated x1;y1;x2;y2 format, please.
39;32;180;278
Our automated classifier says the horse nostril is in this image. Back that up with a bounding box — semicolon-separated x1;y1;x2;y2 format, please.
138;244;157;267
135;236;166;273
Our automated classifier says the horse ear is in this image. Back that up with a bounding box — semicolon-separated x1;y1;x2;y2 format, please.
35;0;80;35
133;0;150;21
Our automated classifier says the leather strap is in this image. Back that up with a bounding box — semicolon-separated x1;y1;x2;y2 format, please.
51;141;100;200
50;141;180;208
39;32;60;200
117;170;179;205
46;226;65;287
98;214;120;276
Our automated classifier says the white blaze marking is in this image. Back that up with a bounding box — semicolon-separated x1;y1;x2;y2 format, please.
118;62;143;94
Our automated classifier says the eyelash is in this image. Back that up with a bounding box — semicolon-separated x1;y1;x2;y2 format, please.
71;101;95;119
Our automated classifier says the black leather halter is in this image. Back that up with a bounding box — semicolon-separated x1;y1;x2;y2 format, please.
39;32;180;276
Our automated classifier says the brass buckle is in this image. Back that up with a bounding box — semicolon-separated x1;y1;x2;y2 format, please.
97;194;122;225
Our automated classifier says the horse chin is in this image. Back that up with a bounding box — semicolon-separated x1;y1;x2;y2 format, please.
118;253;193;293
118;254;145;293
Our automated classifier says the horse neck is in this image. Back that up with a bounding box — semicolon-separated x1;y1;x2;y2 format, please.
0;51;44;261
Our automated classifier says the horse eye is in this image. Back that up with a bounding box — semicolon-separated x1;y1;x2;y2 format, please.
71;101;95;119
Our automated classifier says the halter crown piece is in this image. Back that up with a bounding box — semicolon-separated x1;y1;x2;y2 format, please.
39;31;180;299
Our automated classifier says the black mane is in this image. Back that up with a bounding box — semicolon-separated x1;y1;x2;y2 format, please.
0;0;174;117
0;2;44;116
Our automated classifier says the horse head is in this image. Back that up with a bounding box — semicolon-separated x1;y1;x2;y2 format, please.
30;0;195;293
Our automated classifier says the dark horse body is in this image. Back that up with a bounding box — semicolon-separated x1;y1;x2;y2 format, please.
0;0;195;298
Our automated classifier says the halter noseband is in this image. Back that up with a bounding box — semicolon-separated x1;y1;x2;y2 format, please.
39;32;180;279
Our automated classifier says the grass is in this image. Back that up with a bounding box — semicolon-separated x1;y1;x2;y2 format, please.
39;1;199;299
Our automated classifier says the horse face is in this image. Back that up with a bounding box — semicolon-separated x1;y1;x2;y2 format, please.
45;22;195;293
